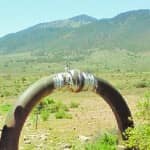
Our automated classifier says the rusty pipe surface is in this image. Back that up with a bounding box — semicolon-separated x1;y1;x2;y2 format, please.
0;70;134;150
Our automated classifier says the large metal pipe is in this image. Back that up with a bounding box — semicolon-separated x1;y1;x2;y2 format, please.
0;70;134;150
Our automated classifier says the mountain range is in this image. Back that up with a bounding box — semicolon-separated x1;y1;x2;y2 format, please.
0;9;150;53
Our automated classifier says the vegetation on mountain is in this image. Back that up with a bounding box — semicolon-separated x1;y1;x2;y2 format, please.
0;9;150;53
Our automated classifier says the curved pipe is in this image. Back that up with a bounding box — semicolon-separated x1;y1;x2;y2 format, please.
0;71;133;150
95;78;133;134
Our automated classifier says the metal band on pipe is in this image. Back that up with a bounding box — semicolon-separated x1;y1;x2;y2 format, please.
53;69;97;92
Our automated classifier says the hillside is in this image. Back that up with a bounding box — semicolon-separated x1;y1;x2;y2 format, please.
0;10;150;74
0;9;150;53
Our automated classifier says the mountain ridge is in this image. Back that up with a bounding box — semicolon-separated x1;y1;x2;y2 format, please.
0;9;150;53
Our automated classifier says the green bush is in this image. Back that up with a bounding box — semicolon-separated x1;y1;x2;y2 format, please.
32;97;71;121
49;101;69;113
49;103;59;113
55;109;72;119
125;125;150;150
136;92;150;123
44;97;55;105
32;97;54;121
70;101;80;108
85;133;117;150
124;91;150;150
41;109;50;121
56;101;69;112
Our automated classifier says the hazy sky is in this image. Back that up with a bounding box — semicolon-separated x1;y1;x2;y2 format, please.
0;0;150;37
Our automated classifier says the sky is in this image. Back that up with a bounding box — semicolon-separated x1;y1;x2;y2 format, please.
0;0;150;37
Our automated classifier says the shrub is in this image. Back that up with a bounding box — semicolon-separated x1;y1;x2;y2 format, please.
70;101;80;108
41;109;50;121
49;103;59;113
56;101;69;112
32;97;54;122
32;97;71;121
124;91;150;150
136;92;150;123
125;125;150;150
55;109;72;119
49;101;69;113
85;133;117;150
44;97;55;105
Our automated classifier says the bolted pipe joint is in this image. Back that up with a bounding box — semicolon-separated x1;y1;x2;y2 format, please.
53;69;97;92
